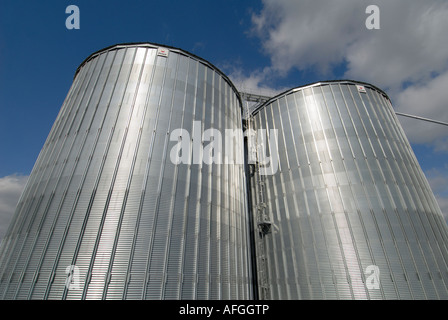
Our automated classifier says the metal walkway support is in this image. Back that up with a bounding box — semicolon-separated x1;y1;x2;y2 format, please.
241;91;272;300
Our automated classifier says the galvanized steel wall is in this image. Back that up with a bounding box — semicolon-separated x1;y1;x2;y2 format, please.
1;44;447;301
249;81;448;299
0;43;253;300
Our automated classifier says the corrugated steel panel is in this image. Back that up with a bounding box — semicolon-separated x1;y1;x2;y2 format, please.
0;43;252;300
249;81;448;300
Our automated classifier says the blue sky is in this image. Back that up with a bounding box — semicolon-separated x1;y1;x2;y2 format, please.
1;0;447;239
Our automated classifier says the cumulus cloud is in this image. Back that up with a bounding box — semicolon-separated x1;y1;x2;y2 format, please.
228;66;284;97
251;0;363;75
0;174;28;242
394;71;448;148
436;197;448;223
344;1;448;90
246;0;448;222
426;168;448;222
251;0;448;88
249;0;448;147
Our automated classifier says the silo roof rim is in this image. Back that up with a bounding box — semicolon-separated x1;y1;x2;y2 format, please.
74;42;243;109
251;79;390;116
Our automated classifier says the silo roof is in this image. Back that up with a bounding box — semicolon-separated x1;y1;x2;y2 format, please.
250;79;391;116
74;42;243;109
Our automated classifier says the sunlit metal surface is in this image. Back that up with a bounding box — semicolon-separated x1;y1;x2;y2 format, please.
0;43;253;300
249;81;448;299
1;44;447;300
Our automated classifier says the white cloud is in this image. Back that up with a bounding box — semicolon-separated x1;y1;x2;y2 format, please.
0;174;28;242
228;66;284;97
252;0;363;75
249;0;448;147
394;71;448;147
436;197;448;223
425;168;448;222
252;0;448;88
345;1;448;90
247;0;448;224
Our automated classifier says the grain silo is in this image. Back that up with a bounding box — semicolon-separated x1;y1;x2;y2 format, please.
248;80;448;299
0;43;253;300
1;43;447;301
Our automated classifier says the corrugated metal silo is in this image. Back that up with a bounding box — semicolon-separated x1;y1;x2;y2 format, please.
248;80;448;299
0;43;253;300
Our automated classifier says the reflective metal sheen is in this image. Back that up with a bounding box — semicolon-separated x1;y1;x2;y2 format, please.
1;44;447;300
249;81;448;299
0;43;253;300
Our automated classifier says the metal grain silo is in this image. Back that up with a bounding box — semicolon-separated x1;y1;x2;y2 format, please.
248;80;448;299
0;43;253;300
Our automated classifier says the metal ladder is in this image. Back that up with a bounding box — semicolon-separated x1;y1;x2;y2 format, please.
241;92;272;300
